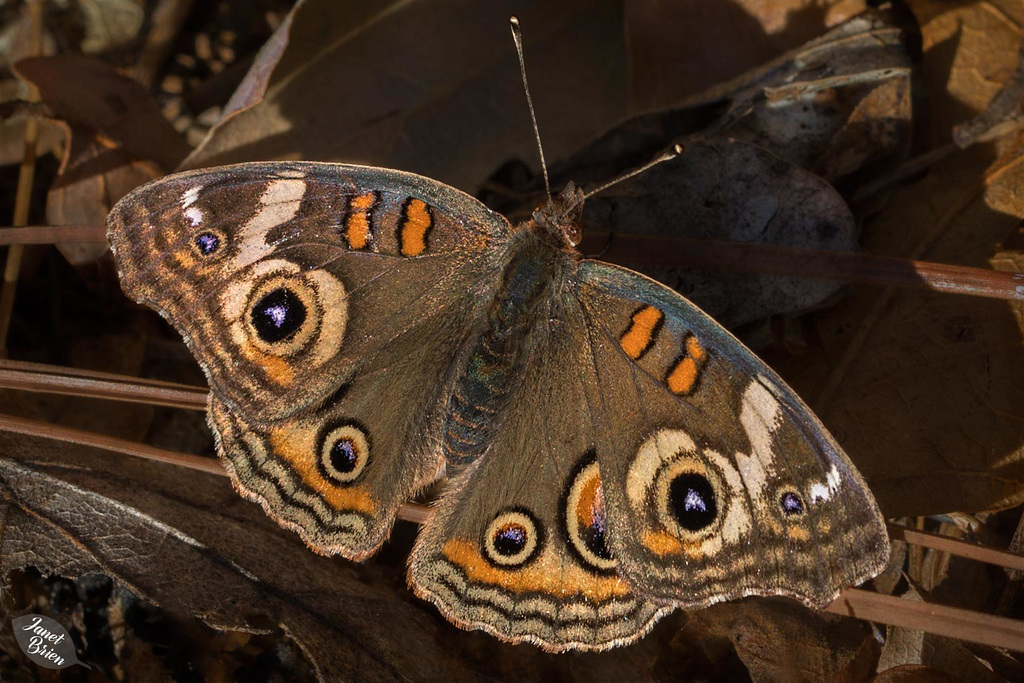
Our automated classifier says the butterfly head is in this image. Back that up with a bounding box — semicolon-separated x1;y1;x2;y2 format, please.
530;182;585;248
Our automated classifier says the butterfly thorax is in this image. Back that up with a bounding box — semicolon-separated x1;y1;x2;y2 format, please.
441;222;571;473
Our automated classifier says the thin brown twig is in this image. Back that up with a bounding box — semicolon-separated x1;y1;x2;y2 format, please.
580;233;1024;302
398;502;432;525
888;522;1024;572
5;225;1024;302
0;413;224;477
0;358;193;387
0;359;207;410
827;588;1024;652
0;0;45;356
0;225;107;244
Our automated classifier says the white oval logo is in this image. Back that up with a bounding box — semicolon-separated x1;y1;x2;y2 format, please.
12;614;90;670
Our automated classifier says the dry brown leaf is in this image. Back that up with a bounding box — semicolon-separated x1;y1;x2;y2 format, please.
578;137;859;328
183;0;630;193
0;82;64;167
953;39;1024;148
874;534;909;597
44;122;163;264
13;55;190;264
876;586;1005;682
680;598;879;680
907;0;1023;144
219;6;294;120
1;0;142;59
873;664;961;683
0;435;478;680
625;0;778;110
770;0;1024;518
76;0;145;54
0;2;57;71
14;55;190;171
778;137;1024;517
625;0;871;111
544;9;913;188
720;10;913;184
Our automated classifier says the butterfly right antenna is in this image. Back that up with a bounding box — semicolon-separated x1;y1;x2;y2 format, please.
581;143;685;202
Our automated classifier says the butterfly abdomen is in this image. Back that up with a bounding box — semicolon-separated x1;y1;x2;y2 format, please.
442;237;557;471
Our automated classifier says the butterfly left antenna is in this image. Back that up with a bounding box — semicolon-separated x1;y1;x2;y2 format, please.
510;16;552;202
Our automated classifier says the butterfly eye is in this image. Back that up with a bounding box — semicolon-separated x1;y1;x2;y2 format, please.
780;491;805;516
668;473;718;531
563;455;616;573
483;509;542;567
317;422;370;483
251;288;307;343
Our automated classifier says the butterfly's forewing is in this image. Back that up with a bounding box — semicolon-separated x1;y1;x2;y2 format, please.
109;162;508;419
108;162;512;557
574;260;890;608
408;291;668;651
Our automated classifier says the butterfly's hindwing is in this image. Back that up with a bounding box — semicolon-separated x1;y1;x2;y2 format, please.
207;292;482;558
409;285;668;651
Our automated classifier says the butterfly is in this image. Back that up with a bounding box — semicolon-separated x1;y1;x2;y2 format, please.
106;157;889;651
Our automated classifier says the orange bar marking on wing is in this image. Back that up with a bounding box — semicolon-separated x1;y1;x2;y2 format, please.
399;198;433;256
620;305;664;360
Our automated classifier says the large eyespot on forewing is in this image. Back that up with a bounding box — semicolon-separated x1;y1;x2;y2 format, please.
625;428;752;559
218;258;348;388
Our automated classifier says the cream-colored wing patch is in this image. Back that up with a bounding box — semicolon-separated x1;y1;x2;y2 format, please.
735;378;782;498
235;179;307;269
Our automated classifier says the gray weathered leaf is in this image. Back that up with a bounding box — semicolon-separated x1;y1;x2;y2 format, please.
0;431;668;680
579;137;858;328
